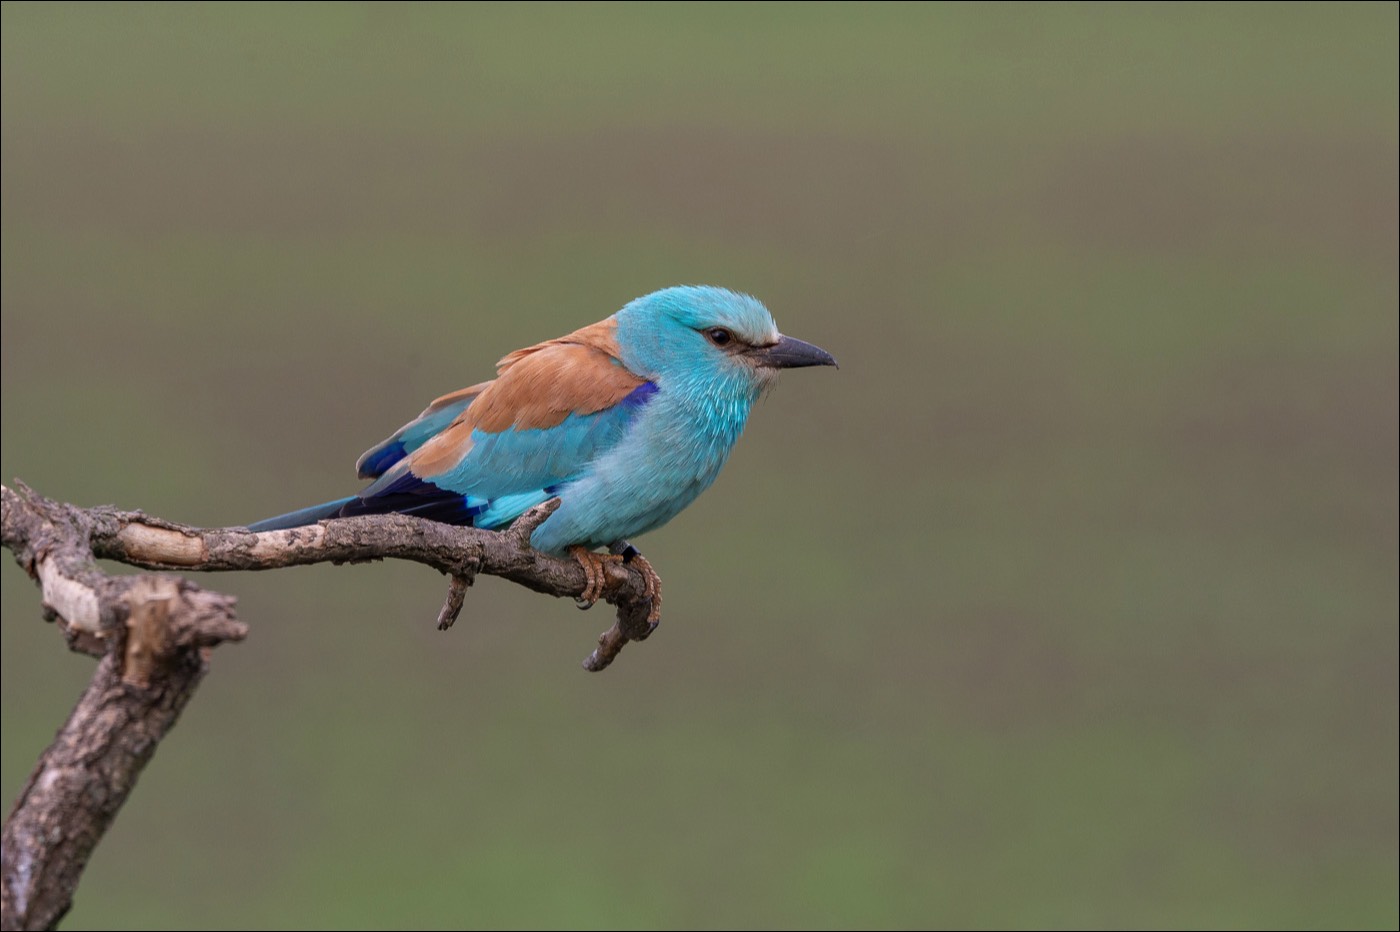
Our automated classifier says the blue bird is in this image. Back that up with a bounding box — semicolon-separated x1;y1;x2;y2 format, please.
249;285;836;620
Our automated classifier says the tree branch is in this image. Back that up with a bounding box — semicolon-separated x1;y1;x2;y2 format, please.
3;482;659;668
0;480;660;930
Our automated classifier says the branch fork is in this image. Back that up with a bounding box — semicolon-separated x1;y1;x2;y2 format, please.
1;479;664;929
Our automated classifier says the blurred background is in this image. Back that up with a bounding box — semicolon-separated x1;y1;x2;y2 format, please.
2;3;1396;928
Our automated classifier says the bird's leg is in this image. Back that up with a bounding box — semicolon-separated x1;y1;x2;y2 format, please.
570;546;623;609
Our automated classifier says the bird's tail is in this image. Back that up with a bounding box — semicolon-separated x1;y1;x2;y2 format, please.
246;496;357;532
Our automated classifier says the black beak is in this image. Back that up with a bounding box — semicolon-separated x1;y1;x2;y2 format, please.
749;334;838;370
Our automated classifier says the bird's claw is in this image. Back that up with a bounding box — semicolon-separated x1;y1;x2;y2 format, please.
570;546;622;609
569;545;662;628
626;551;663;630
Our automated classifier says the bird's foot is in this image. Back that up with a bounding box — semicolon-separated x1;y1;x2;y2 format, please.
569;544;663;631
570;546;623;609
622;548;663;631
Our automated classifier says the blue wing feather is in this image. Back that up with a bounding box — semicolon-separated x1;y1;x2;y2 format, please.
356;392;479;479
349;381;656;529
338;469;487;525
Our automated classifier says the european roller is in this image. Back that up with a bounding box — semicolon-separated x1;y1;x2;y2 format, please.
249;285;836;622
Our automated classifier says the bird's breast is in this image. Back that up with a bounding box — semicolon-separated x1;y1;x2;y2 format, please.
527;379;758;552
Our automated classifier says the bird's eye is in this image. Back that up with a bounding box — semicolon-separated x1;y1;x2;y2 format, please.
705;328;734;347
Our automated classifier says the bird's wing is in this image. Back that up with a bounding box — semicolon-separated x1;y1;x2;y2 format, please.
355;384;489;479
343;320;657;528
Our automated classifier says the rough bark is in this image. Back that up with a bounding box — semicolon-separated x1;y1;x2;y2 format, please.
0;481;659;930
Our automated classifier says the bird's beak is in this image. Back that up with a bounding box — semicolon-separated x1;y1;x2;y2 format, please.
747;334;838;370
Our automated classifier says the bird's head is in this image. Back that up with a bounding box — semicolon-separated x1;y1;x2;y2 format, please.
614;286;836;397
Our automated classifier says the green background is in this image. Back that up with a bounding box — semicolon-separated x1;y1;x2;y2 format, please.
2;3;1396;928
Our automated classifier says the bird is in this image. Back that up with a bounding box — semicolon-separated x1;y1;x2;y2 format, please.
248;285;837;623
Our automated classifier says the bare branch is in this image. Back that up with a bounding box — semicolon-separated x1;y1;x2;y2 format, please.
4;482;661;667
1;484;248;931
1;479;663;929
